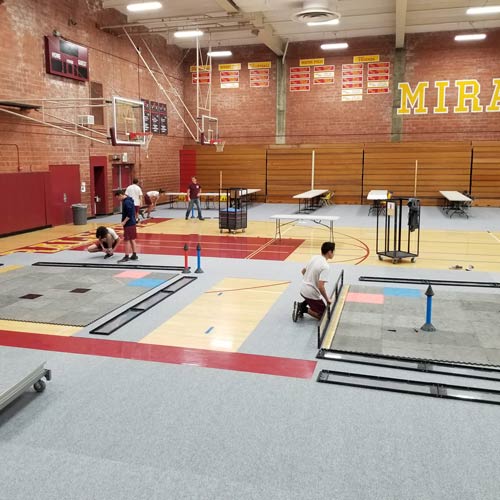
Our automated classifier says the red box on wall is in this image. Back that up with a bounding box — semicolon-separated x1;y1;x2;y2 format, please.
44;35;89;82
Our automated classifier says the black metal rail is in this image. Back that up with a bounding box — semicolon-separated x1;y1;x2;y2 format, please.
359;276;500;288
33;261;188;272
317;370;500;405
317;349;500;381
89;276;196;335
317;269;344;348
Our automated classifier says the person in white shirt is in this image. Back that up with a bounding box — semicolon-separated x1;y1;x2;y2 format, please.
125;178;143;221
293;241;335;321
144;188;165;218
87;226;120;259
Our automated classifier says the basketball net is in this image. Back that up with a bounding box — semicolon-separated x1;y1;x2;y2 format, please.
129;132;153;158
210;139;225;153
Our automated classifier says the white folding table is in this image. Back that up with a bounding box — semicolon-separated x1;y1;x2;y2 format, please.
270;214;340;241
293;189;328;213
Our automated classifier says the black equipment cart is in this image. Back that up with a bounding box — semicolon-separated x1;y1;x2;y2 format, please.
376;197;420;264
219;187;248;233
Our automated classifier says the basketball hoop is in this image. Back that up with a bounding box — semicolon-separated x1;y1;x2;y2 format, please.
211;139;225;153
129;131;153;158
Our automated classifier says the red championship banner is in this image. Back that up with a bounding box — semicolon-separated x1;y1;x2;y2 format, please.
342;63;364;71
250;68;270;88
313;77;334;85
368;75;390;81
220;70;240;89
367;62;390;69
250;69;270;76
192;72;211;84
342;81;363;89
250;80;269;88
367;61;390;92
367;68;390;75
367;87;390;94
290;84;311;92
313;64;334;84
290;66;310;92
342;76;363;83
342;69;364;76
290;66;311;75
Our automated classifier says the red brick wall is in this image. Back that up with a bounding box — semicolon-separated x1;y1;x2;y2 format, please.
183;45;278;144
0;0;185;215
285;36;394;143
401;29;500;141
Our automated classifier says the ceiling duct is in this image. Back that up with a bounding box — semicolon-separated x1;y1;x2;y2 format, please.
291;0;340;23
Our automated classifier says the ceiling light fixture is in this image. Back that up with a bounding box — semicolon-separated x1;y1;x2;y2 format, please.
307;18;340;26
126;2;162;13
454;33;487;41
207;50;232;57
466;5;500;15
321;42;348;50
174;30;203;38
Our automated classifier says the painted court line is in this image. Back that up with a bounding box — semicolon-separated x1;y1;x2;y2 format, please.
0;330;316;379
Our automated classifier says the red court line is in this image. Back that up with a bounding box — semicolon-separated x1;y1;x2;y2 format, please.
0;330;317;379
71;233;303;261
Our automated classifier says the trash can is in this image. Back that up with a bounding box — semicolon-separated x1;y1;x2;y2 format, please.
71;204;88;225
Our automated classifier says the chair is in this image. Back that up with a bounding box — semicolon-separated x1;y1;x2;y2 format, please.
320;191;334;206
176;193;187;208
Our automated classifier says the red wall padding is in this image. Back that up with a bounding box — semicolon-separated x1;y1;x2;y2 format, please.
179;149;196;191
2;172;49;236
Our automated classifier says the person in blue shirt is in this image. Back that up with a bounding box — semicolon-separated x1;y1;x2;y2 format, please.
114;189;138;262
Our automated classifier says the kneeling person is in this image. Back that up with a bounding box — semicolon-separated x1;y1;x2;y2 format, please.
293;241;335;321
87;226;120;259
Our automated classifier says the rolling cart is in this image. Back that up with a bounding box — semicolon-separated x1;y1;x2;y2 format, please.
376;197;420;264
219;187;248;234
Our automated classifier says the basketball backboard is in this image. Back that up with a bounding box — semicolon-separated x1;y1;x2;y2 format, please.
110;96;146;146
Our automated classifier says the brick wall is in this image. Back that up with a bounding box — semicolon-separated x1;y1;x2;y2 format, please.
0;0;184;215
401;30;500;141
1;0;499;217
183;45;278;144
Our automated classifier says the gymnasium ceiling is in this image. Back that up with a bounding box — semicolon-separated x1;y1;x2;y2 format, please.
100;0;500;54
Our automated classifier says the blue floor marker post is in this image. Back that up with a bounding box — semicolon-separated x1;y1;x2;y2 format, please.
421;285;436;332
195;243;204;273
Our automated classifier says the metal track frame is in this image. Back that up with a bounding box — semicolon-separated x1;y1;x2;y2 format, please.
359;276;500;288
90;276;197;335
317;349;500;381
317;370;500;405
33;262;188;272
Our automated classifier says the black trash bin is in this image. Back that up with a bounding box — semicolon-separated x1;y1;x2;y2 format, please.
71;204;88;225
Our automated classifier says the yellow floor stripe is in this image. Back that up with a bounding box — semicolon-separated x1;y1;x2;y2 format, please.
140;277;288;351
0;265;23;274
0;319;79;336
321;285;350;350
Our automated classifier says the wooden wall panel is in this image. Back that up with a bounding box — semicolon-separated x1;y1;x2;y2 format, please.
266;144;364;204
363;142;471;204
183;144;267;198
184;141;500;207
471;141;500;206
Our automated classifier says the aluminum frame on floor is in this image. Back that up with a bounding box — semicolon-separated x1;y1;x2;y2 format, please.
317;349;500;381
359;276;500;288
317;370;500;405
90;276;196;335
33;261;189;272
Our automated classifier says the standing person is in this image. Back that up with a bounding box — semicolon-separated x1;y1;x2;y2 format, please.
185;176;204;220
125;178;143;222
87;226;120;259
114;189;138;262
293;241;335;321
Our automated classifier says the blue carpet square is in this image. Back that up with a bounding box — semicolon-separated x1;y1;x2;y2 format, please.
384;287;421;298
128;278;166;288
